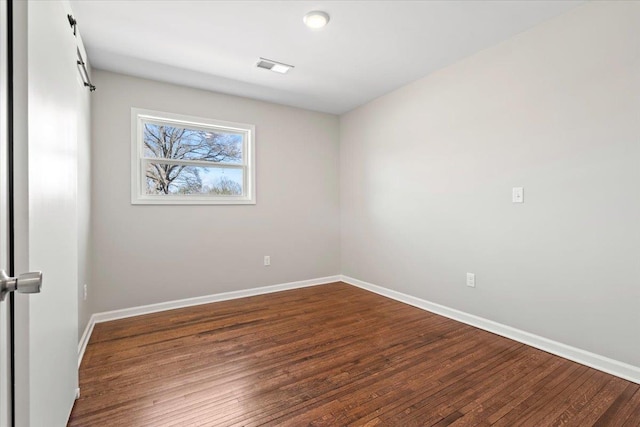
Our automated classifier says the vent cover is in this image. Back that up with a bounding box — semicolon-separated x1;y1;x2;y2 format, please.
256;58;294;74
256;60;275;70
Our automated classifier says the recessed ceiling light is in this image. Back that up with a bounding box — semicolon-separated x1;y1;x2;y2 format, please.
256;58;294;74
303;11;330;29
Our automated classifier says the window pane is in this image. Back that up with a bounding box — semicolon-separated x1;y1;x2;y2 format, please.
143;122;243;164
145;163;244;196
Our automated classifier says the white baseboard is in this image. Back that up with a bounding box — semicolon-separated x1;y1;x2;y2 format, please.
78;274;639;385
341;275;640;385
77;275;341;367
77;316;96;367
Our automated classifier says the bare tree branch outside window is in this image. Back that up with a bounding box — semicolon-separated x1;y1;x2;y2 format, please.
143;123;244;195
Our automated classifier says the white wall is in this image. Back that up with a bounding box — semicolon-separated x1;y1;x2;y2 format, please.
90;71;340;313
77;54;91;340
340;1;640;367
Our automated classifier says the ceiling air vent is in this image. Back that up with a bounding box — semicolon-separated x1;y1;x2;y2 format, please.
256;57;294;74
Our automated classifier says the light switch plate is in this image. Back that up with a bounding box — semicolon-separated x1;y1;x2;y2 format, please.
512;187;524;203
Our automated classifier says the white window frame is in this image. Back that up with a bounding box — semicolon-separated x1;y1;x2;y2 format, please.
131;108;255;205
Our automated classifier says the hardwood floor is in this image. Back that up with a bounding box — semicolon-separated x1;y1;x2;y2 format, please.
68;282;640;426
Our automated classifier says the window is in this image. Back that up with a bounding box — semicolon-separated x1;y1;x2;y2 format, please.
131;108;255;205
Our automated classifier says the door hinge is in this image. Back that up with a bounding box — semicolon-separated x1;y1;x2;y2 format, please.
67;14;77;36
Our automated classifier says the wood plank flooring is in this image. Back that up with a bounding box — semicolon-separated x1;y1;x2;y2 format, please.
68;282;640;426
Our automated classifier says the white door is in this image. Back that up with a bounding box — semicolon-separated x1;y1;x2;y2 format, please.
10;1;80;425
1;1;12;425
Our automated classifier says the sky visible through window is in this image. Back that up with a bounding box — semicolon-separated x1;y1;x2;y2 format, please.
143;122;244;196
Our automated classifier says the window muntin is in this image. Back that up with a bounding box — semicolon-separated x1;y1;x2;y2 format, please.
131;109;255;204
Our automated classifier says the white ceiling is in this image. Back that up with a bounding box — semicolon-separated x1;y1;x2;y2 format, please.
69;0;582;114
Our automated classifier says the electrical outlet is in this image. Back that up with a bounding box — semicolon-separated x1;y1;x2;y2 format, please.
466;273;475;288
264;256;271;266
83;284;88;300
512;187;524;203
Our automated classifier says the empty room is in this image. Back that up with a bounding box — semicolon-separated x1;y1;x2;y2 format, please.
0;0;639;426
